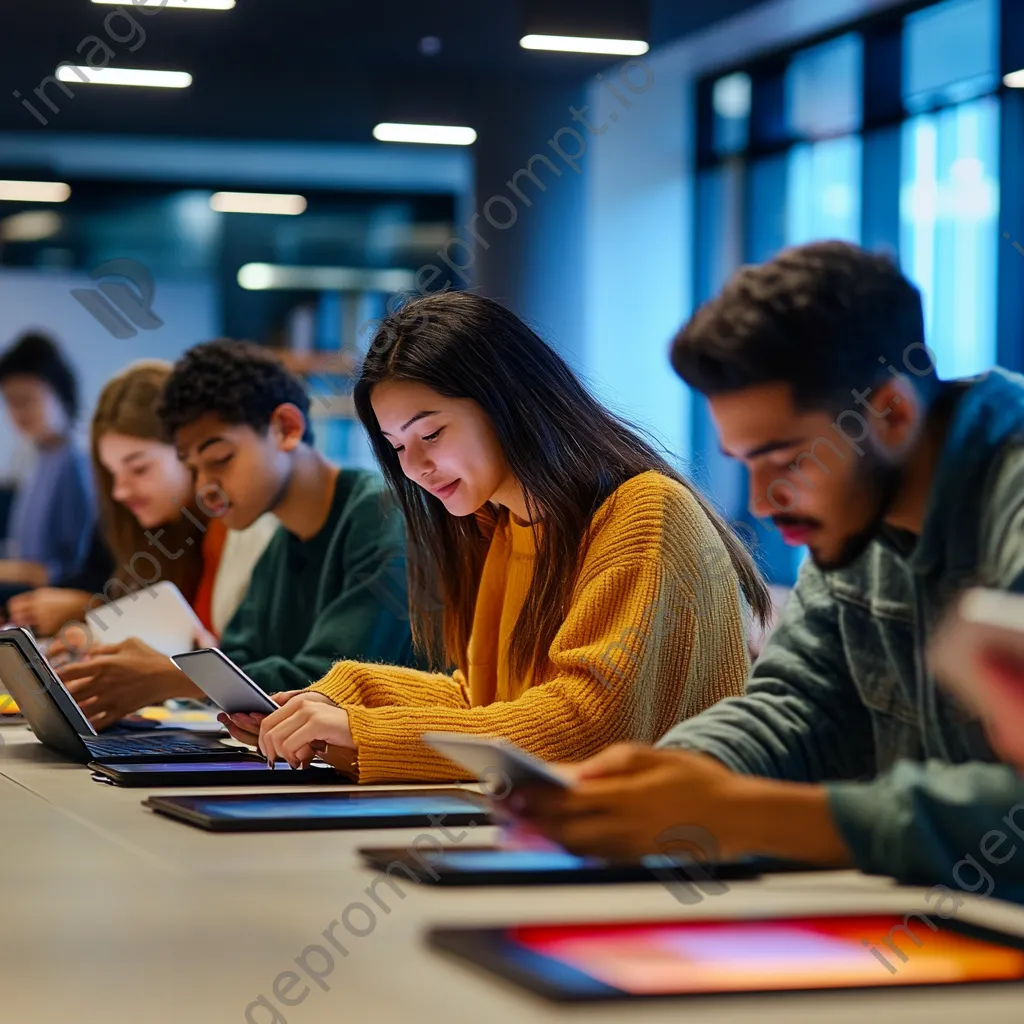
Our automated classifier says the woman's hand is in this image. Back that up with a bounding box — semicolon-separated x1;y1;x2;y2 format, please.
217;690;307;747
56;637;201;730
7;588;90;636
256;692;354;770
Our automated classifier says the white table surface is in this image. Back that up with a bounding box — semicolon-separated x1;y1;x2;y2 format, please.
2;725;1024;1024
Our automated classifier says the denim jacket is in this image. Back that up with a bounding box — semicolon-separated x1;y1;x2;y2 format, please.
660;368;1024;901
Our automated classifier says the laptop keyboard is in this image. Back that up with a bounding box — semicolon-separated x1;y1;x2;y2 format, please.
86;737;230;757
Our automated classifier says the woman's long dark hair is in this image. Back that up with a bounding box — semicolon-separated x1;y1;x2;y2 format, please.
355;292;770;678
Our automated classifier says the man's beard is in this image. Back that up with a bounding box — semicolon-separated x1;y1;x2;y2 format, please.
810;459;904;572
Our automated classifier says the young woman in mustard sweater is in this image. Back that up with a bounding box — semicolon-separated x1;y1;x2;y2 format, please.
224;293;770;782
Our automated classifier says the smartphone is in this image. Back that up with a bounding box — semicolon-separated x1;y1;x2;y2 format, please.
928;588;1024;711
170;648;279;715
422;733;572;792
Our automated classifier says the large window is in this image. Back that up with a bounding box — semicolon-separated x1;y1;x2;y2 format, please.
900;97;1000;376
693;0;1009;584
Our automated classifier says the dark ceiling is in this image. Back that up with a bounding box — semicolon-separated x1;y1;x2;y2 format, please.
0;0;766;143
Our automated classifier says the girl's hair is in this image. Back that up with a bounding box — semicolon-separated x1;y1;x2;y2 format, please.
91;361;209;599
0;331;79;419
355;292;771;678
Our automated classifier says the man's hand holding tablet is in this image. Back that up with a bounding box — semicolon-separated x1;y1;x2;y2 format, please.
930;588;1024;768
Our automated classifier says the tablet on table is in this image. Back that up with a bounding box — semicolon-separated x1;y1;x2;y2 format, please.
359;845;819;886
90;759;342;787
427;913;1024;1002
143;788;491;831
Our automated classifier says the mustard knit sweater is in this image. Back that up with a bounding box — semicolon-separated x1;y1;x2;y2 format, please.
309;471;749;782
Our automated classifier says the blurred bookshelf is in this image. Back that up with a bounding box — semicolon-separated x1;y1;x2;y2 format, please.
271;290;385;469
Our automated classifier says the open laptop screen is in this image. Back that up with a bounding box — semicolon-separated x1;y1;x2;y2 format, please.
0;629;97;744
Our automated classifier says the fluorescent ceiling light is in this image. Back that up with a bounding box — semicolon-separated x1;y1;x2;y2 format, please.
56;67;192;88
372;123;477;146
91;0;235;7
520;34;649;56
237;263;416;292
210;192;307;215
0;180;71;203
0;211;62;242
1005;69;1024;88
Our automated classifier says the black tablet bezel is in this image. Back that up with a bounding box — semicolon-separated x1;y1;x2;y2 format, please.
88;758;342;787
358;845;822;886
427;914;1024;1003
142;787;493;831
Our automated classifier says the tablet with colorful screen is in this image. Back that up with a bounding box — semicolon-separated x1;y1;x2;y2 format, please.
428;914;1024;1002
143;788;492;831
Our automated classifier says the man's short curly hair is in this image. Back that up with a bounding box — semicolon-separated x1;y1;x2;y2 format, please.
159;339;314;444
670;240;937;412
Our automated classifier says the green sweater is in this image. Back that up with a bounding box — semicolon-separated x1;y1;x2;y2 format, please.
220;468;421;693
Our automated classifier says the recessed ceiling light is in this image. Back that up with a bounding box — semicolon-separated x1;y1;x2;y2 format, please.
237;263;416;291
91;0;235;7
519;34;649;56
55;67;192;88
0;211;62;242
210;192;307;215
1005;69;1024;88
0;180;71;203
372;123;477;145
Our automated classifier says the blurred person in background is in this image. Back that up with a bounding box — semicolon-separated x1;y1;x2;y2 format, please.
9;360;276;647
57;342;416;729
0;332;94;593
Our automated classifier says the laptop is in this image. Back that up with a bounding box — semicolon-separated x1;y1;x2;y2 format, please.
0;626;244;762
